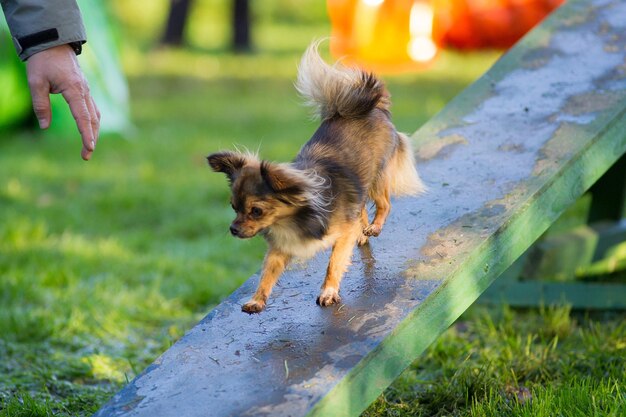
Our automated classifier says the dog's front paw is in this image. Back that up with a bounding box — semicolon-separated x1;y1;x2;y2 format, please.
316;287;341;307
242;299;266;314
363;224;382;237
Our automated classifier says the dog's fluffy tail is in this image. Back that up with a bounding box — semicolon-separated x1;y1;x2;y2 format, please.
388;133;427;197
296;40;389;120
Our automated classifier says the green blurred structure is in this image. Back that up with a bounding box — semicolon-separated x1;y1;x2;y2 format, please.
0;17;30;129
0;0;130;134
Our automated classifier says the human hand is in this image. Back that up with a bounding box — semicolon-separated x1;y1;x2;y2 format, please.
26;44;100;161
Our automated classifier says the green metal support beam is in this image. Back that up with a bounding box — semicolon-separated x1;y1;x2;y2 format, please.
480;281;626;309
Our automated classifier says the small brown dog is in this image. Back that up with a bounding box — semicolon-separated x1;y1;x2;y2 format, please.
208;41;425;314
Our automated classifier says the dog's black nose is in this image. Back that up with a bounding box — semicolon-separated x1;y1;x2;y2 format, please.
230;225;240;236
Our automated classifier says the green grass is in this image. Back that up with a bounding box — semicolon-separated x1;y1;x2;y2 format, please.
363;307;626;416
1;2;625;416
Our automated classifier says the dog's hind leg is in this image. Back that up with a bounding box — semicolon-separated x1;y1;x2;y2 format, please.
363;179;391;237
357;206;370;246
317;221;360;307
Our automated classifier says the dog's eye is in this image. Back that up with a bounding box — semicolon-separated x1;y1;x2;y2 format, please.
250;207;263;218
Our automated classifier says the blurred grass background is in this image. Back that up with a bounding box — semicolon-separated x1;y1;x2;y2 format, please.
0;1;624;416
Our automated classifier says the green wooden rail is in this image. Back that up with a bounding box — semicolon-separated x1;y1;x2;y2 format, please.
95;1;626;416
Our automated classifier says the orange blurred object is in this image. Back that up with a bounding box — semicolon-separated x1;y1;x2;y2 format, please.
433;0;565;49
327;0;565;73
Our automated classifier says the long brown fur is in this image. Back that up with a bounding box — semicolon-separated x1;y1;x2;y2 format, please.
207;41;425;314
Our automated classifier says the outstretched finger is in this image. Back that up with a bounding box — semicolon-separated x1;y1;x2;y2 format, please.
62;86;94;161
86;94;101;150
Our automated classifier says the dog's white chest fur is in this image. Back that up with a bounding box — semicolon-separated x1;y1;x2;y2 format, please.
266;222;338;260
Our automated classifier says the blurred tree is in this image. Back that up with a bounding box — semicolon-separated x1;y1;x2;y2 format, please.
161;0;193;46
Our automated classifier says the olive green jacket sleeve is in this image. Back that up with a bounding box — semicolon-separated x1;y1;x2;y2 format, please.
0;0;86;61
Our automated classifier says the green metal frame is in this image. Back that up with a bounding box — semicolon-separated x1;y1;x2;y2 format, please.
481;155;626;309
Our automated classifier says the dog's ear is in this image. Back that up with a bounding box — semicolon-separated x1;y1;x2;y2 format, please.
207;152;247;182
260;161;306;198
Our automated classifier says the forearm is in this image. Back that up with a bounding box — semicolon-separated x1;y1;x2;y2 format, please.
0;0;86;60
